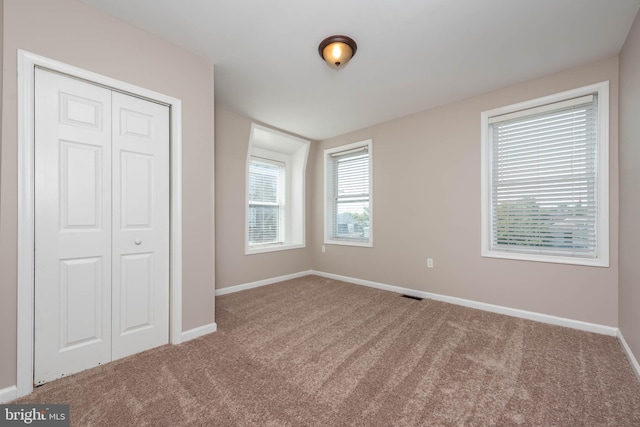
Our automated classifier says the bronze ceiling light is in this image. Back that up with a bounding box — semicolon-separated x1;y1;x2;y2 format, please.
318;35;357;70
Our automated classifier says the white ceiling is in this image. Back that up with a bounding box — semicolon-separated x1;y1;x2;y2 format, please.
82;0;640;141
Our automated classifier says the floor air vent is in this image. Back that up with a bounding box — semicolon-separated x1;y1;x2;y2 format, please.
401;294;423;301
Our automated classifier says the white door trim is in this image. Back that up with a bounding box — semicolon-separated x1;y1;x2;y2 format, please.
16;50;183;398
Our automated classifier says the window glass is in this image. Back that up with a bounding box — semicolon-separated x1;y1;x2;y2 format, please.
481;83;609;266
325;141;372;246
248;158;284;246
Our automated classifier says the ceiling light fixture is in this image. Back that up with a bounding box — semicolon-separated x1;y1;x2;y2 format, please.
318;35;357;70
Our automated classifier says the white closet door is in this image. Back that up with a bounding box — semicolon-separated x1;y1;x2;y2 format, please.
34;69;113;385
111;92;169;360
34;69;170;385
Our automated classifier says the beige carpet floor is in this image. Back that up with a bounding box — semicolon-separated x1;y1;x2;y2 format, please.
17;275;640;426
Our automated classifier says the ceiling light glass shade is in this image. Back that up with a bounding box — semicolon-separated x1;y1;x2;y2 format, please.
318;35;357;70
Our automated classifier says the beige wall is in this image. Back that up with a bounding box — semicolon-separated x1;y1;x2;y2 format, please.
215;108;313;289
0;0;215;389
619;10;640;362
312;57;620;327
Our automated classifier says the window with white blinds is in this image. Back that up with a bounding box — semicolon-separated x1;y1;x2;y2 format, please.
325;140;373;246
245;123;309;255
248;157;284;246
481;82;609;266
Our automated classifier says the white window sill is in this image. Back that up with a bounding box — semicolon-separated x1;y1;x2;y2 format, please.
246;243;305;255
482;249;609;267
325;239;372;248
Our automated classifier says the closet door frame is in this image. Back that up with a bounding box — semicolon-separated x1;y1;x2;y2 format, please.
16;50;184;398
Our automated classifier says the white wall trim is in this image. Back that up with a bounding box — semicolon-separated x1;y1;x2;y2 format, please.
215;270;617;337
215;271;313;296
618;330;640;380
16;50;184;398
181;322;218;342
169;101;184;347
309;271;618;336
0;386;18;404
214;271;640;379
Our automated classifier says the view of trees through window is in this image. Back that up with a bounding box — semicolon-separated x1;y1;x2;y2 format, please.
495;198;592;251
336;207;370;239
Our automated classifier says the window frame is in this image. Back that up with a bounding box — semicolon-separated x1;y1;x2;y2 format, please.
324;139;374;247
245;123;309;255
480;82;609;267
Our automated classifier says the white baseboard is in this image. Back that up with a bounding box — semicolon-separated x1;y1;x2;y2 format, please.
618;330;640;380
215;270;313;296
181;322;218;342
310;270;618;336
0;385;17;403
213;270;617;337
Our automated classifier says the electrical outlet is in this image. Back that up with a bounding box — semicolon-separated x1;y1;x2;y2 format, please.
427;258;434;268
322;245;326;253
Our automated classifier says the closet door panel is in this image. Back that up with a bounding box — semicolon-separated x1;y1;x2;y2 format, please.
34;69;113;385
111;92;170;360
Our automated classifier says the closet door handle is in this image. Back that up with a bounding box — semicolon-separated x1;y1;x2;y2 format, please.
134;239;142;245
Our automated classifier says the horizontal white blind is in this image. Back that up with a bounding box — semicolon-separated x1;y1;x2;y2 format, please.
327;147;370;242
248;158;284;245
490;95;598;257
